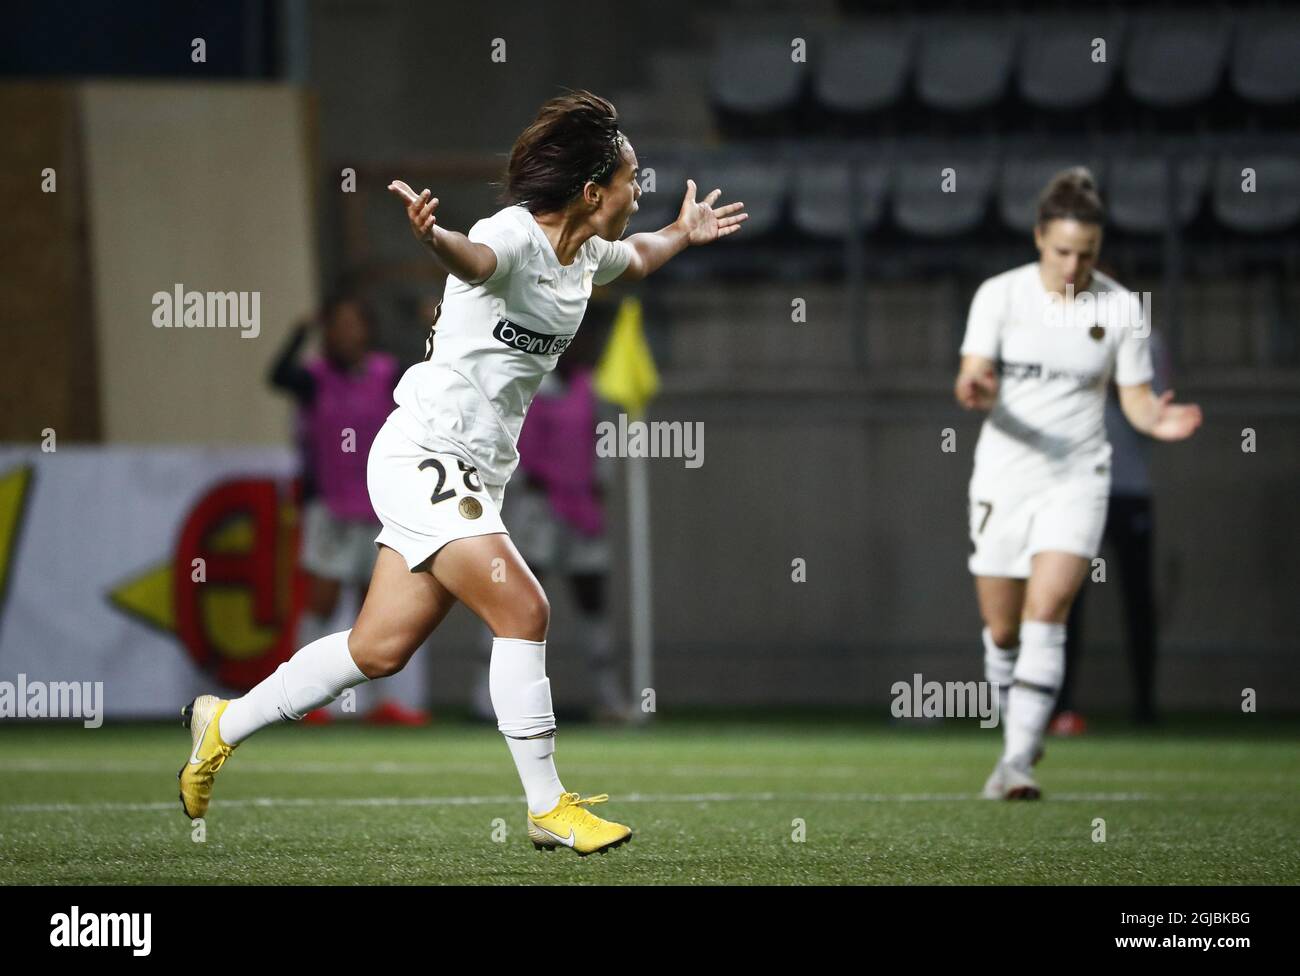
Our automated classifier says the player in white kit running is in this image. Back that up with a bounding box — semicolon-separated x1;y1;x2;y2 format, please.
954;168;1201;800
177;90;748;855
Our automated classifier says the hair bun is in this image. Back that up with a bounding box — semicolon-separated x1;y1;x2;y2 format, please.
1061;166;1096;192
1037;165;1105;227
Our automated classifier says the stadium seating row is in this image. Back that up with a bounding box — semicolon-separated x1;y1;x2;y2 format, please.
630;152;1300;238
710;12;1300;116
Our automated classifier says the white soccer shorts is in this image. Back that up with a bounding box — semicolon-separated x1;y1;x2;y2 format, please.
967;473;1108;579
367;419;508;572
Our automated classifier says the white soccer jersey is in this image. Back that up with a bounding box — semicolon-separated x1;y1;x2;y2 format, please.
389;204;633;486
961;262;1154;489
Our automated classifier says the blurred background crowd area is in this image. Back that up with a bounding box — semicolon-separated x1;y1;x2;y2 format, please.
1;0;1296;712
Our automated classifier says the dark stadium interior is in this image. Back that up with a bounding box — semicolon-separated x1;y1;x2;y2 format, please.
2;1;1300;717
3;0;1297;717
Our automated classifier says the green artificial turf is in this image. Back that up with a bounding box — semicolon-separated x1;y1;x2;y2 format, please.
1;714;1296;885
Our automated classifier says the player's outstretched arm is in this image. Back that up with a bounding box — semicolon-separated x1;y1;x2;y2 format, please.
955;355;999;411
388;180;498;285
1118;382;1203;442
619;179;748;282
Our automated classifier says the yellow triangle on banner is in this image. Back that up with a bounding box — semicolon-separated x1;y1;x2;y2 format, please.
107;513;274;654
109;563;175;633
0;465;34;603
107;514;253;638
594;296;659;419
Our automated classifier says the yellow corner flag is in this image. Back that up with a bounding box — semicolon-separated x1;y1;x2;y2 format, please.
594;296;659;419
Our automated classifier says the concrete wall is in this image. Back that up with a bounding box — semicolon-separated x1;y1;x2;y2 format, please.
80;82;318;444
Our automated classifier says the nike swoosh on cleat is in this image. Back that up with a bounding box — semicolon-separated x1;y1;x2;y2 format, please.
189;715;213;765
535;825;576;847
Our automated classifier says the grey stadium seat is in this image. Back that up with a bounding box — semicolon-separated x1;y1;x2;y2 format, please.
916;18;1016;111
1212;155;1300;233
998;158;1106;234
710;35;807;116
814;23;912;114
893;158;995;237
1230;13;1300;104
1107;155;1210;234
1125;15;1231;107
1019;17;1123;109
679;157;790;238
792;159;889;237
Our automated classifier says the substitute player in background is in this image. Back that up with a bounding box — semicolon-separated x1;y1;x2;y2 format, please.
178;89;747;855
954;168;1201;800
268;295;430;726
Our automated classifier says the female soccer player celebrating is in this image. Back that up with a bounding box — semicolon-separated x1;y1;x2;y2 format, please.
954;168;1200;800
179;90;747;854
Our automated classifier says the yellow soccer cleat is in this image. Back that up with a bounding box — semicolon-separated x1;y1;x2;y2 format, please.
527;793;632;856
177;695;237;819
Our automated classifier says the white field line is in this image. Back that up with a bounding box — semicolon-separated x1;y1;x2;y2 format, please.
0;758;1295;785
0;758;867;777
0;790;1164;814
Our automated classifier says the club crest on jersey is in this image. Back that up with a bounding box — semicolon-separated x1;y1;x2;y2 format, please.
1089;325;1105;341
459;497;483;520
493;318;574;356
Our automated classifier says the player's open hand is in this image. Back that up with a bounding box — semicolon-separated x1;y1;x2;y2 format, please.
676;179;748;245
1149;390;1203;441
389;180;440;244
955;367;999;411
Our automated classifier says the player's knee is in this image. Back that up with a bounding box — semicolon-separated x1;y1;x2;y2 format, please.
502;590;550;642
988;622;1020;649
1022;598;1070;625
521;592;551;640
347;630;413;680
365;654;408;680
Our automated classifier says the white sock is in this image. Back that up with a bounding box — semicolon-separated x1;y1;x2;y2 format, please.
490;637;565;815
1002;620;1066;770
982;627;1018;731
219;629;369;744
293;611;336;712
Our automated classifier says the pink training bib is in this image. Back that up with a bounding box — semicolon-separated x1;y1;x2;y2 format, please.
303;352;398;520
